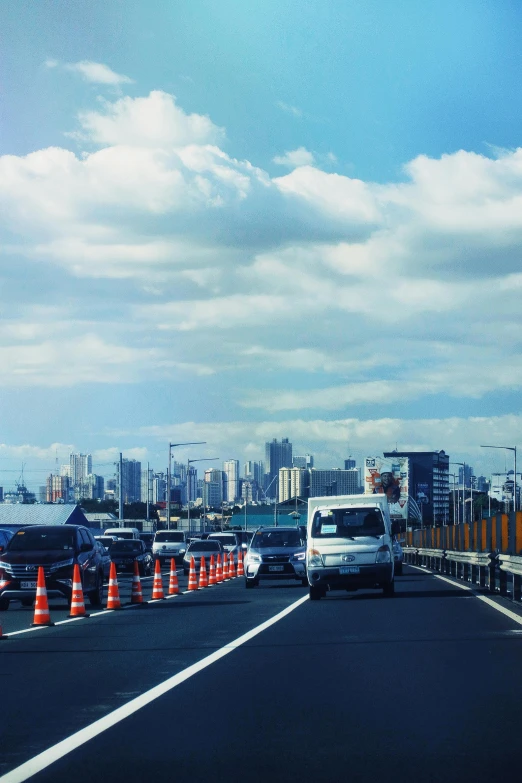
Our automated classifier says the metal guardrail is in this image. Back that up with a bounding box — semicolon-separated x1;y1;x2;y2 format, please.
403;546;522;601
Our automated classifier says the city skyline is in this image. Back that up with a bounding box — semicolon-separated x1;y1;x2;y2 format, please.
1;3;522;485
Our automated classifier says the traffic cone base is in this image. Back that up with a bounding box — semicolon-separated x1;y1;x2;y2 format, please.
69;563;90;618
32;566;54;626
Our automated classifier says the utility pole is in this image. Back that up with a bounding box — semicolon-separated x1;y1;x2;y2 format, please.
118;452;124;524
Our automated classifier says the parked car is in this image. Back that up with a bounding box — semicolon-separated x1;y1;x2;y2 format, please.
0;525;105;609
392;536;404;576
93;539;112;580
109;539;153;576
152;530;187;564
207;531;249;562
244;526;307;588
139;532;155;552
94;535;121;551
183;539;224;575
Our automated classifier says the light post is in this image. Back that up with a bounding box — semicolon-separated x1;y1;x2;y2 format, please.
449;473;457;525
481;445;518;512
187;457;218;533
166;441;205;530
450;462;466;524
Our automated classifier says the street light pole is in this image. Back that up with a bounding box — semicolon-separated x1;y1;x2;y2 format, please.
481;445;518;512
166;441;205;530
450;462;466;524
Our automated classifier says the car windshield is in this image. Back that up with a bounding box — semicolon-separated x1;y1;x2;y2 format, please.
251;530;303;548
188;540;221;552
209;535;235;546
155;532;184;542
8;527;76;551
312;508;385;538
111;541;142;554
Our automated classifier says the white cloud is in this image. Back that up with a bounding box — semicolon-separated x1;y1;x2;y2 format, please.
273;146;315;167
76;90;224;147
64;60;134;85
276;101;303;118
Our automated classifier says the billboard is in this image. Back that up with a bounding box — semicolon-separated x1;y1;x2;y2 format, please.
364;456;409;519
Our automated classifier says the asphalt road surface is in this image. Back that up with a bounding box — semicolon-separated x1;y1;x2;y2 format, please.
1;565;522;783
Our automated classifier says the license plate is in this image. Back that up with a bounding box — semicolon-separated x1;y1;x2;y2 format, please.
339;566;360;575
269;565;284;572
21;581;37;589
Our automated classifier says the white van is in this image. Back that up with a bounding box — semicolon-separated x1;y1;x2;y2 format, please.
307;494;398;600
152;530;187;564
104;527;140;540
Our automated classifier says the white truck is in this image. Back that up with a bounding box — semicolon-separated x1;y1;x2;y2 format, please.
307;494;398;600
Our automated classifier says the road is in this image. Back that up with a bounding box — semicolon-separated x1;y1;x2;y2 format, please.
1;565;521;782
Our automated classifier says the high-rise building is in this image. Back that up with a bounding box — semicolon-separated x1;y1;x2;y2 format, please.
384;450;450;526
265;438;292;499
293;454;314;469
204;468;224;507
223;460;239;502
244;461;264;483
117;459;142;504
308;469;360;497
77;474;104;501
344;457;356;470
46;474;70;503
69;454;92;487
279;468;310;501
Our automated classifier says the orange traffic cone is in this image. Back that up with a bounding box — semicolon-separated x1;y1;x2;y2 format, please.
106;561;122;610
208;555;216;586
198;557;208;588
168;558;179;595
31;566;54;626
131;560;144;604
151;558;165;600
237;549;244;577
223;552;229;580
229;552;236;578
216;553;223;583
187;556;198;590
68;563;89;618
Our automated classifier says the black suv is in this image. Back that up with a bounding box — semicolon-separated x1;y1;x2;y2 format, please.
0;525;105;610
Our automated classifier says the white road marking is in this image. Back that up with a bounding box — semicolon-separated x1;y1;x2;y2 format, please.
408;563;522;623
0;594;309;783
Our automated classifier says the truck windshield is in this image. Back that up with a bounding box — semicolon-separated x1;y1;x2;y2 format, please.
312;509;385;538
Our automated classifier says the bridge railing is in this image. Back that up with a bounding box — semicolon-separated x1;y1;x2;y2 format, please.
402;512;522;602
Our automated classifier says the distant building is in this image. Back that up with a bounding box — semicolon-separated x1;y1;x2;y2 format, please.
293;454;314;469
344;457;356;470
384;450;450;526
223;460;239;502
117;459;142;504
69;454;92;487
265;438;293;499
308;468;360;498
204;468;224;508
279;468;310;501
77;474;104;501
46;474;70;503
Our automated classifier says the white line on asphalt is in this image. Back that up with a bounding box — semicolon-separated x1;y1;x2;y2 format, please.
0;593;309;783
408;564;522;625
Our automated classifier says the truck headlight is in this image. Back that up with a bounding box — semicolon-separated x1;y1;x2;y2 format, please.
247;552;261;563
375;546;391;564
307;549;323;567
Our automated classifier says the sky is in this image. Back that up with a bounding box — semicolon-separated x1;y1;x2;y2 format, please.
1;0;522;492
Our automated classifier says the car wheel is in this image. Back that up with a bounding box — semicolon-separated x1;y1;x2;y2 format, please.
88;573;104;607
309;585;323;601
21;598;34;607
0;598;10;611
395;563;403;576
382;580;395;597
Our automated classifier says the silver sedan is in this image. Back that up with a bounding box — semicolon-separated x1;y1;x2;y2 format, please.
183;539;224;575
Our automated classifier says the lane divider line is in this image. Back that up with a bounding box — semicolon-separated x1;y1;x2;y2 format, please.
408;564;522;625
0;594;309;783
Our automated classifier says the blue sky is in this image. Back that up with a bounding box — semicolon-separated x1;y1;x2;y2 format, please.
1;0;522;491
